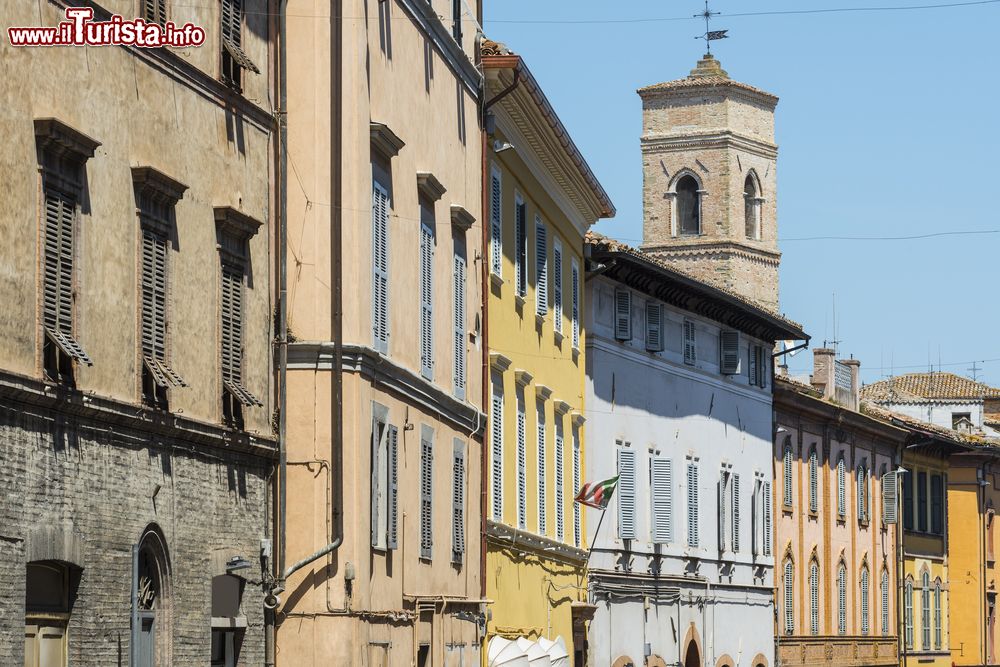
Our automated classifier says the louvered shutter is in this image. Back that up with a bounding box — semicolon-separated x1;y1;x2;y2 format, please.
809;449;818;512
420;222;434;379
617;447;637;540
930;474;944;534
490;169;502;276
720;331;740;374
141;228;185;387
683;319;696;365
555;423;564;541
42;187;91;365
614;289;631;341
220;263;261;406
573;433;581;547
784;560;795;635
387;425;399;549
810;563;819;635
452;253;466;399
861;567;870;635
144;0;167;25
571;262;580;349
881;570;890;635
747;343;758;384
645;302;663;352
857;465;866;521
718;472;727;552
757;346;768;388
535;220;547;316
687;462;699;547
515;199;526;297
420;435;434;560
883;470;898;524
934;583;941;647
517;395;527;529
451;439;465;563
552;243;563;334
372;182;390;353
751;479;760;557
650;458;672;544
783;444;793;506
837;457;846;517
537;405;547;534
922;574;931;648
491;383;504;521
905;582;913;647
221;0;259;72
838;564;847;635
763;481;772;556
370;419;383;548
732;473;741;553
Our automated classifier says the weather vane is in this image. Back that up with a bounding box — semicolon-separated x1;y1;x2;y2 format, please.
695;0;728;54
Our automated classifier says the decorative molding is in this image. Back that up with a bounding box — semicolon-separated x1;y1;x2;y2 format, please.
132;166;188;205
450;204;475;231
534;384;554;401
370;122;405;159
214;207;263;242
485;519;588;564
34;118;100;161
553;399;572;415
641;131;778;160
489;352;513;373
570;410;586;427
416;172;447;201
513;369;533;386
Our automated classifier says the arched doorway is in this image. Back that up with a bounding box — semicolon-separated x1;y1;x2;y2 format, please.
684;641;700;667
135;525;171;667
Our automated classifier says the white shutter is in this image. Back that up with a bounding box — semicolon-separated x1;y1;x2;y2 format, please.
683;319;696;365
650;458;673;544
490;167;502;276
784;559;794;635
617;447;637;540
387;425;399;549
517;393;527;530
718;471;728;552
857;465;865;521
720;331;740;374
420;221;435;379
491;381;504;521
881;570;890;635
751;478;760;557
537;404;547;534
420;434;434;560
837;564;847;635
372;181;390;353
687;462;699;547
573;432;581;548
370;418;383;548
614;289;631;341
732;473;741;553
837;456;846;517
763;481;772;556
783;443;793;506
861;567;870;635
810;562;820;635
809;449;818;512
451;439;465;563
452;252;467;399
645;302;663;352
553;241;563;334
883;470;898;524
571;261;580;349
555;422;565;541
535;219;548;317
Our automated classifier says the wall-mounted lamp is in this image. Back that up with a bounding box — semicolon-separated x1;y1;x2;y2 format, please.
493;140;514;154
226;556;252;573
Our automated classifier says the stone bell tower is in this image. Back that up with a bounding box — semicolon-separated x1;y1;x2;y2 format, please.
638;54;781;312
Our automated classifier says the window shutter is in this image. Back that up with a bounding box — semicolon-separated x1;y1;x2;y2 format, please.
387;425;399;549
650;457;673;544
687;462;699;547
141;227;185;388
917;471;928;533
617;447;637;540
857;465;866;521
537;405;547;534
535;219;548;317
645;302;663;352
763;481;772;556
903;470;914;530
783;444;793;507
490;168;502;276
809;449;819;512
757;346;768;388
718;471;728;552
905;581;913;648
370;419;382;548
517;394;527;530
555;423;565;541
719;331;740;374
784;560;794;635
42;188;91;365
930;474;943;534
732;473;741;553
810;563;819;635
837;457;846;517
571;262;580;349
882;570;890;635
747;343;758;385
614;289;631;341
861;567;870;635
144;0;167;24
452;252;466;399
372;182;390;353
451;439;465;563
420;222;434;379
515;198;526;297
573;433;581;548
751;479;760;557
838;564;847;635
883;470;898;524
420;434;433;560
220;263;260;406
934;582;942;648
490;382;504;522
552;242;563;334
683;319;696;365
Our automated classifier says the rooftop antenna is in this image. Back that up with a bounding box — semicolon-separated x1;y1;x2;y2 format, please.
969;361;982;382
825;293;841;354
696;0;728;55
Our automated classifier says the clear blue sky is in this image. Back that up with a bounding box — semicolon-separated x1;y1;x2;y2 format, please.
484;0;1000;387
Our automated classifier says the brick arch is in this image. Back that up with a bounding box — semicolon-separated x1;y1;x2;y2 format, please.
612;657;637;667
750;652;769;667
682;623;703;667
716;654;735;667
646;656;669;667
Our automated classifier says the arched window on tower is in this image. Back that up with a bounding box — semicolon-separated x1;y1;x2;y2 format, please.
744;174;761;240
676;175;701;236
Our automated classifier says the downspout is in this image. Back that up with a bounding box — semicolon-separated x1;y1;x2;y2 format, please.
771;356;780;667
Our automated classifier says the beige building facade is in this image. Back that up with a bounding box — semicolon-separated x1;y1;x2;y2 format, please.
0;1;276;665
277;1;486;665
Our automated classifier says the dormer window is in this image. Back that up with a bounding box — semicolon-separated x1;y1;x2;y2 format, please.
676;175;701;236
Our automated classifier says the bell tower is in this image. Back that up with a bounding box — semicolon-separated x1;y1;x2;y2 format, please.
638;54;781;312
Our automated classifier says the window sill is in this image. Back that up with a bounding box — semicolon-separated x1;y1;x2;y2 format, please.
782;506;793;516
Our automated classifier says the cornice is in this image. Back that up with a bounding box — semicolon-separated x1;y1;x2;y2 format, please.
641;131;778;159
396;0;481;96
643;241;782;265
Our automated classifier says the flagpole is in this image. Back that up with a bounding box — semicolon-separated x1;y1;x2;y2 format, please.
586;505;609;565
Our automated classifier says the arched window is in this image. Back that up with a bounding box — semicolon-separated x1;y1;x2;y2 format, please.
744;174;760;239
881;568;891;636
783;558;795;635
904;578;915;647
921;571;931;649
676;175;701;236
809;447;819;513
860;565;870;635
837;455;847;518
837;561;847;635
783;438;793;508
809;560;820;635
934;579;942;649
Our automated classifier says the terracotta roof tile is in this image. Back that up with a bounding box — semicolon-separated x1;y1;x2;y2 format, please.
861;372;1000;402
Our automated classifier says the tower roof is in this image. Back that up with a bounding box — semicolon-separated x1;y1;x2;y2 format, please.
637;54;778;105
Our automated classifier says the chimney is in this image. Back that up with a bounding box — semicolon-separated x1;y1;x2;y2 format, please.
842;358;861;411
811;348;836;400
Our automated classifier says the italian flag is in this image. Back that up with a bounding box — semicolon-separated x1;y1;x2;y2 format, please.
574;476;619;509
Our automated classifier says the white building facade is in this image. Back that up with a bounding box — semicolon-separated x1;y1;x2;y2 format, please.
583;236;806;667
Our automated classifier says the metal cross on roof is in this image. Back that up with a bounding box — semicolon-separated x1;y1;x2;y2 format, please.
695;0;728;54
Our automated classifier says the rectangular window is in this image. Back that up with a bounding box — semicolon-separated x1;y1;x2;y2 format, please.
614;288;632;341
903;469;914;530
719;331;739;374
420;427;434;560
683;319;696;365
419;202;435;380
573;428;581;548
370;406;398;550
571;260;580;349
837;456;846;518
645;302;663;352
489;166;502;277
514;194;527;297
687;461;699;547
617;445;637;540
783;443;793;507
220;0;258;90
718;469;730;552
930;474;944;535
452;439;465;564
732;473;741;553
555;421;565;542
748;344;766;387
553;239;563;335
535;217;548;317
220;258;261;428
143;0;167;26
537;402;547;535
650;457;673;544
763;480;772;556
809;448;819;513
516;389;527;530
883;469;898;525
452;238;467;400
372;179;390;354
917;471;928;533
882;570;890;635
490;376;504;522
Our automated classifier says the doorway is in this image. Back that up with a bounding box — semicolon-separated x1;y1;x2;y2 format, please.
684;641;700;667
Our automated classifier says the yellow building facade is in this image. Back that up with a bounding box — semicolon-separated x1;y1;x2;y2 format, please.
481;41;614;666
